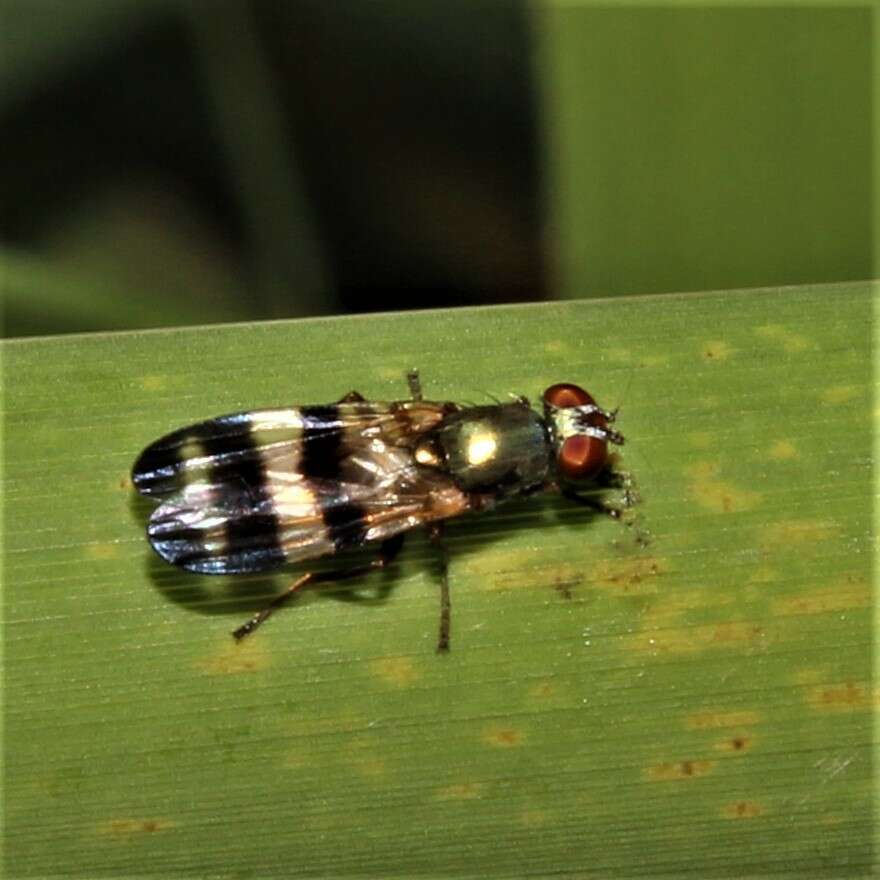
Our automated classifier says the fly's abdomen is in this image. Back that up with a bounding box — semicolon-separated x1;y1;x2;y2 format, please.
426;404;550;495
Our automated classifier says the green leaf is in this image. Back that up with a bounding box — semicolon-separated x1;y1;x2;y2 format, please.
3;281;874;877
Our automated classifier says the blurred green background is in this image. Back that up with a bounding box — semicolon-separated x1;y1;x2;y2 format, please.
0;1;875;334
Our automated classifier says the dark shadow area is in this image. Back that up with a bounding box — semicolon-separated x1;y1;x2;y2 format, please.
132;483;625;629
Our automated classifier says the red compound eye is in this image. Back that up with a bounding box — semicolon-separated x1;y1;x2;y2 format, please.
558;434;607;481
543;382;594;409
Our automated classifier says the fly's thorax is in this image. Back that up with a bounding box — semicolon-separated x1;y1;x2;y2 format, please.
414;403;550;495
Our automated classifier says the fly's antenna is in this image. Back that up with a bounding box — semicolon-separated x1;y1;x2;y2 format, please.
609;360;638;419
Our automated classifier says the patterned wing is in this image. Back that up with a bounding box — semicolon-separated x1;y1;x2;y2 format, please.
132;401;469;574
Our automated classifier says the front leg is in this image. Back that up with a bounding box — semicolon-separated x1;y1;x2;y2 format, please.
407;368;423;401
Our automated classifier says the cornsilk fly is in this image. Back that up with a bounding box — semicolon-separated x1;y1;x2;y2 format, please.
131;371;630;650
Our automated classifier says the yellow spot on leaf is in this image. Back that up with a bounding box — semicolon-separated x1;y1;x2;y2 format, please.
768;440;798;461
140;375;167;391
464;547;536;574
714;734;753;753
687;431;715;449
807;682;869;712
755;324;810;352
685;462;761;513
528;680;558;700
746;566;778;586
371;656;419;686
605;346;632;362
544;340;567;354
375;365;406;380
287;712;363;738
464;548;582;593
642;589;733;630
98;818;174;838
701;340;734;361
482;726;525;748
687;710;761;730
592;556;665;596
195;639;270;675
353;757;386;779
519;809;549;827
820;385;859;405
773;582;869;616
435;782;485;800
721;801;764;819
627;621;767;656
762;519;837;552
84;542;120;560
640;353;669;368
792;668;827;686
646;760;715;781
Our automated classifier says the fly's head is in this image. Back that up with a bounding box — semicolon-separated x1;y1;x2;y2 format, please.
543;383;624;485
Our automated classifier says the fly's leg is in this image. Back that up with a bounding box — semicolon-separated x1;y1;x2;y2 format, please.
594;464;641;511
561;489;625;520
407;368;423;401
338;390;366;403
232;534;406;641
428;522;451;652
232;572;314;641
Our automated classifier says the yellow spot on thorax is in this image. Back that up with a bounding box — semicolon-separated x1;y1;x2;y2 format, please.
466;431;497;466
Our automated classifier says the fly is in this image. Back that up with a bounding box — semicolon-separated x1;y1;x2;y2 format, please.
131;370;631;651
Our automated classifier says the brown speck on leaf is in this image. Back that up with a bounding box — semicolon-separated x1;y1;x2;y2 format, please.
483;726;525;748
686;710;761;730
647;759;715;781
721;801;763;819
808;682;869;711
714;734;753;753
553;576;580;600
98;818;174;838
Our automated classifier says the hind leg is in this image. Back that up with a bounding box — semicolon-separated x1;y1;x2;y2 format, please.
427;523;451;652
337;390;366;403
232;534;406;640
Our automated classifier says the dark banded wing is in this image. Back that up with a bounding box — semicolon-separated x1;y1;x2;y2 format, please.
133;402;469;574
